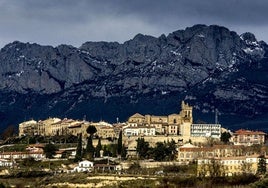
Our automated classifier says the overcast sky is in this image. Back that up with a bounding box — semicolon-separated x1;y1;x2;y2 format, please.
0;0;268;48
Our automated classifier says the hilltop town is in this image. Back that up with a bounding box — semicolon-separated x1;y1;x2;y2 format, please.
0;101;267;187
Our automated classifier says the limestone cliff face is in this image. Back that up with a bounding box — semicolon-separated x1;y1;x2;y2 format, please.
0;25;267;130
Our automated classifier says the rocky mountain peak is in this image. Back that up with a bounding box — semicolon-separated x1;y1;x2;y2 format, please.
240;32;257;43
0;24;267;131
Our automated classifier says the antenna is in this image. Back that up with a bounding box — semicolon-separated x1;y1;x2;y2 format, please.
215;108;219;124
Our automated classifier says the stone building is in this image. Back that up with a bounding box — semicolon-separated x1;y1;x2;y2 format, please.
197;154;267;177
126;101;193;136
18;120;38;136
231;129;266;146
177;143;244;163
19;118;89;137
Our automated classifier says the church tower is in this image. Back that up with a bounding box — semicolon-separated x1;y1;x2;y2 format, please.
180;101;193;123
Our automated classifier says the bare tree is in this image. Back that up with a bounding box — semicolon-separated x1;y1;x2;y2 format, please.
198;158;225;178
1;125;16;140
241;161;253;174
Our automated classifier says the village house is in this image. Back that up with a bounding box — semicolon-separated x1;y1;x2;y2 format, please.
0;151;45;160
18;120;38;136
177;143;244;163
0;159;14;167
123;126;156;137
73;160;93;172
94;163;122;172
196;154;268;177
231;129;266;146
91;121;117;139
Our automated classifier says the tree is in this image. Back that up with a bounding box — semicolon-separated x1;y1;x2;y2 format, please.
1;125;15;140
86;125;97;137
136;138;150;159
95;138;102;158
205;158;224;178
44;143;58;159
198;158;224;178
241;161;253;174
257;155;266;175
166;139;177;160
153;142;167;161
74;133;82;162
150;140;177;161
220;132;232;144
121;146;127;159
117;131;122;156
85;135;95;159
103;145;110;156
110;144;118;157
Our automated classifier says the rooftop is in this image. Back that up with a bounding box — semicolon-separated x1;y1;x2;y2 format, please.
234;129;266;135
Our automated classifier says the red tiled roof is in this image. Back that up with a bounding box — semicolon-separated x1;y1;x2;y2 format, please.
179;145;243;152
234;129;266;135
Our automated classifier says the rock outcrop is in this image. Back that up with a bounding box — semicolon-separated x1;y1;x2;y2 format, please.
0;24;267;130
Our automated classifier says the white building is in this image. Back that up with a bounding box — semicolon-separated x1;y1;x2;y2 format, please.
123;126;156;136
191;124;221;138
0;159;14;167
0;151;45;160
73;160;94;172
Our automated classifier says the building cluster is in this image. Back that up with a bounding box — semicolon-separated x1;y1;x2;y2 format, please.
18;101;222;143
15;100;268;177
124;101;221;139
0;144;69;164
19;118;122;139
177;128;267;176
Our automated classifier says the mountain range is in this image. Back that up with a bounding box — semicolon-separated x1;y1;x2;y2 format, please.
0;24;267;132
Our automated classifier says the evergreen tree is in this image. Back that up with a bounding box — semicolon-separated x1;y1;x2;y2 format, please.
136;138;150;159
95;138;102;157
110;144;118;157
44;143;58;159
103;145;109;156
153;142;166;161
117;131;123;156
257;155;266;175
86;125;97;136
166;139;177;160
85;135;95;159
220;132;232;144
121;146;127;159
74;133;82;162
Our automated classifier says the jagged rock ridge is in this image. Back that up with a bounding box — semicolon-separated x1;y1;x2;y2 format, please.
0;24;267;131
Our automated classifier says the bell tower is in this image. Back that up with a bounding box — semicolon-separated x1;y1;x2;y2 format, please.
180;101;193;123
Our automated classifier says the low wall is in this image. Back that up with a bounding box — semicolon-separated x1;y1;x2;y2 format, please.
123;135;209;148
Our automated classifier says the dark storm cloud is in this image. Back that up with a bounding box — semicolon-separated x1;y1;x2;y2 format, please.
0;0;268;48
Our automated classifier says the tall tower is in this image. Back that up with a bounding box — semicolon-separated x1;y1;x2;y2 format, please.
180;101;193;123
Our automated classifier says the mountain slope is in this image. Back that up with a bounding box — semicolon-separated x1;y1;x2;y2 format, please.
0;24;267;132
